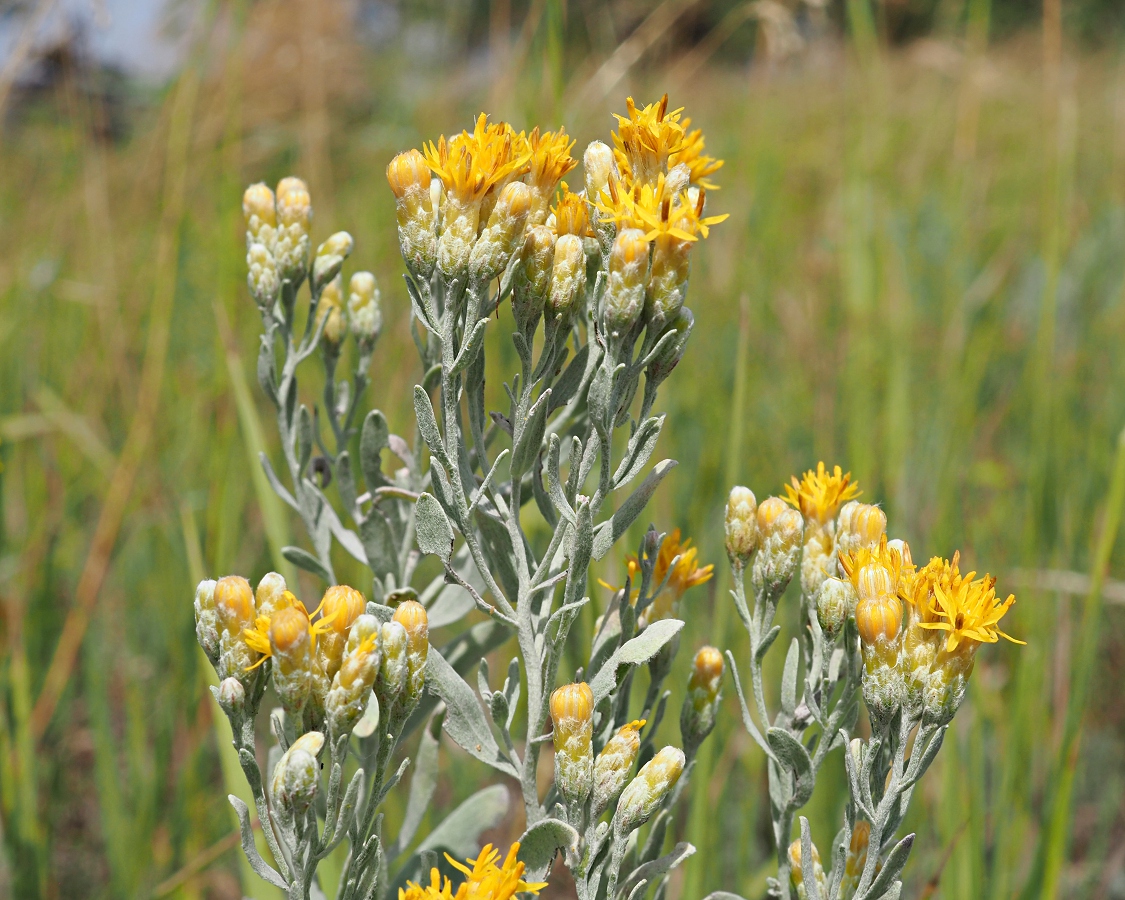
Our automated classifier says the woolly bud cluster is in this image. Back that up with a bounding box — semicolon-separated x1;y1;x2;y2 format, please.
213;575;257;683
270;731;324;820
469;181;533;282
347;272;382;348
274;177;313;281
603;229;649;337
315;277;348;347
312;231;354;294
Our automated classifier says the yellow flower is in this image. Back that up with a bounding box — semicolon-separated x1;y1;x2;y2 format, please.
783;461;861;525
551;183;590;237
627;528;714;623
422;114;530;207
907;553;1024;652
399;843;546;900
598;177;726;243
612;94;686;188
523;127;578;223
242;589;341;670
839;535;914;599
668;118;724;190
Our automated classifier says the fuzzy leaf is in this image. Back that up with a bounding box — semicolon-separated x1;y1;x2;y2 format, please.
768;727;814;807
227;795;288;889
416;493;454;563
547;343;589;412
281;545;331;583
296;404;314;476
861;834;913;900
425;650;518;777
511;389;552;478
517;818;579;881
612;416;665;490
413;385;450;468
781;638;800;716
451;317;489;375
358;509;398;581
360;409;391;490
591;459;677;561
590;619;684;705
415;784;509;857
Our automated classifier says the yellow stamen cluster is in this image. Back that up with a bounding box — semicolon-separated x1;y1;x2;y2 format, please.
784;461;861;525
668;118;724;190
422;114;531;207
551;184;590;237
398;843;546;900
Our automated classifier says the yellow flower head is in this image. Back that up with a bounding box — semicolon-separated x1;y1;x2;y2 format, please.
907;553;1024;652
598;176;726;244
626;528;714;623
241;589;340;670
523;127;578;198
423;114;530;207
668;118;724;190
612;94;686;188
552;183;590;237
839;535;915;599
399;842;546;900
783;462;861;525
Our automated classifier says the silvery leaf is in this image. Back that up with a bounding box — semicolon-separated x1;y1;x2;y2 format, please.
517;818;579;881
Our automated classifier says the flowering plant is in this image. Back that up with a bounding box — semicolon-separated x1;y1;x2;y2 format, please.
195;91;1020;900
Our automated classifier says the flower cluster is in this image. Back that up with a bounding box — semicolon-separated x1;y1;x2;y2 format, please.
399;842;546;900
197;574;429;738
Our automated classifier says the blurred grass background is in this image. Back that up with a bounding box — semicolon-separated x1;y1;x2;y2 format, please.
2;0;1125;897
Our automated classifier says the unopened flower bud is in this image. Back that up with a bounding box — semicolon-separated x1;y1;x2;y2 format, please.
887;538;912;567
345;614;380;656
469;182;532;283
393;600;429;705
584;141;615;203
315;277;348;346
681;646;724;754
548;234;585;317
214;576;255;634
788;838;827;899
603;229;649;336
243;183;277;248
665;163;691;196
215;676;245;717
592;719;644;818
613;746;685;836
550;682;594;808
246;242;280;308
855;567;902;646
194;579;220;665
270;604;313;714
724;486;759;565
836;501;887;562
274;177;312;281
512;225;555;331
387;150;437;278
312;231;354;293
270;731;324;819
255;572;288;619
816;576;858;640
752;498;804;598
326;628;381;736
316;585;366;679
347;272;381;347
646;235;691;329
376;620;408;712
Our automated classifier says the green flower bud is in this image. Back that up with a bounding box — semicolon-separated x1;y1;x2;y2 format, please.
613;746;685;836
215;676;245;717
550;682;594;809
751;497;804;599
603;228;649;336
270;731;324;820
645;234;690;330
392;601;429;707
274;177;312;282
680;646;723;755
470;181;532;282
592;720;644;819
512;225;555;332
816;576;858;640
724;485;759;566
387;149;437;278
548;234;585;317
246;242;280;308
194;579;219;665
645;308;693;390
347;272;382;348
